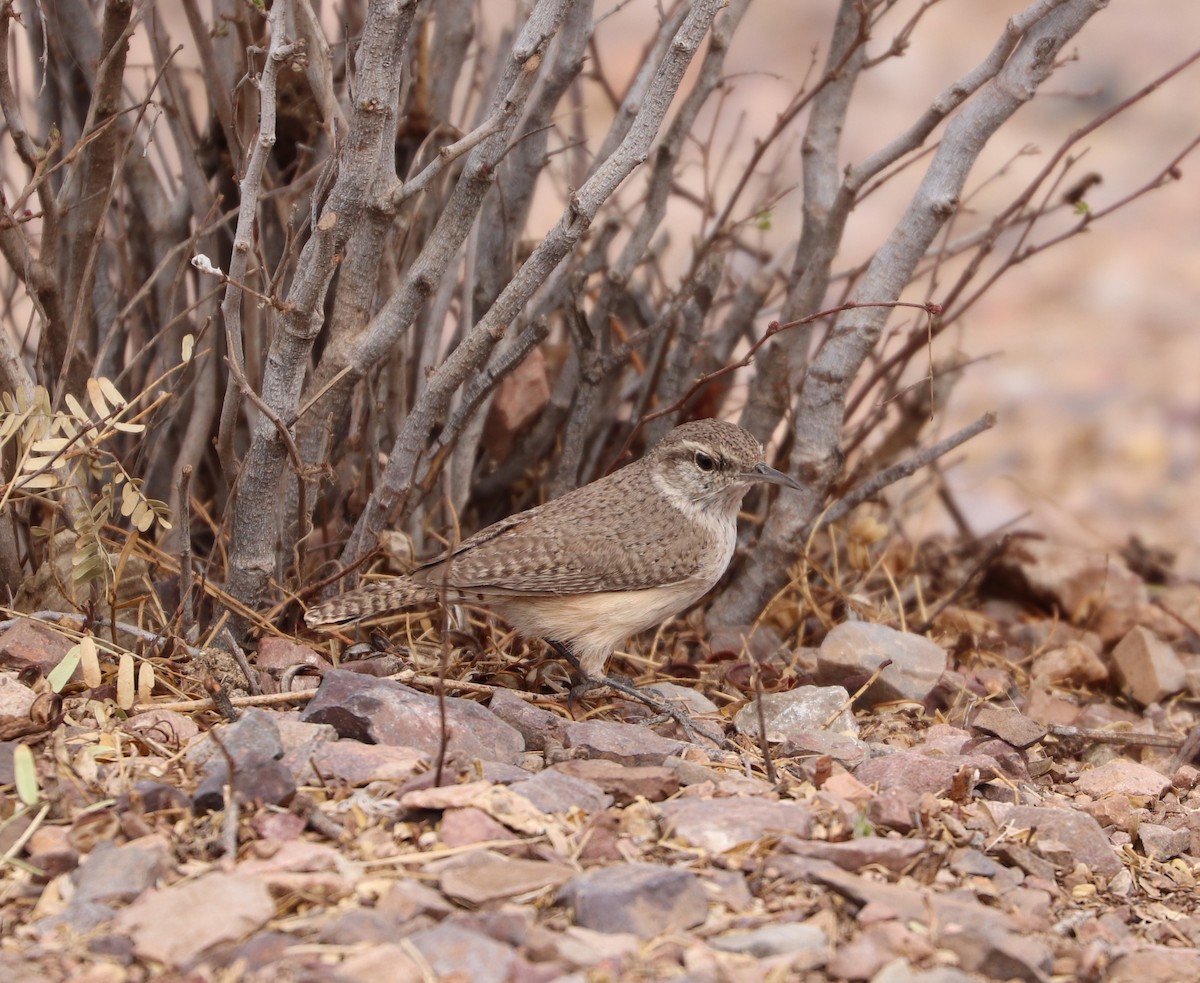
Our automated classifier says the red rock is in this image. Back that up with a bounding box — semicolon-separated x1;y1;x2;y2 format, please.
1106;947;1200;983
867;785;923;833
0;621;75;678
1138;822;1190;861
0;675;36;721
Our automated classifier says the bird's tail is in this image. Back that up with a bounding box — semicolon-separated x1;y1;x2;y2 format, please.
304;578;437;627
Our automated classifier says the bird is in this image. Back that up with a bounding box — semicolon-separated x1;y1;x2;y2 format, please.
306;419;800;732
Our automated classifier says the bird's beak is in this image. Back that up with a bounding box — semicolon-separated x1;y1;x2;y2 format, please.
742;461;802;490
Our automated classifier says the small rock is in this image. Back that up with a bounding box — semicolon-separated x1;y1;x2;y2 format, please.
987;804;1122;878
0;674;36;720
333;942;425;983
987;540;1165;644
818;770;874;805
780;729;869;767
509;769;612;815
1138;822;1190;861
783;836;929;874
1081;794;1133;831
642;681;721;716
407;921;518;983
1074;758;1170;799
193;754;296;812
1110;627;1186;706
31;900;116;940
710;921;827;957
659;797;813;852
124;708;199;748
316;908;403;946
970;706;1047;749
119;780;192;816
0;621;75;677
72;840;165;904
377;879;455;919
112;872;275;967
816;622;946;704
854;748;997;796
550;759;679;804
302;669;524;765
734;686;856;741
1030;640;1108;687
1023;689;1083;727
188;708;284;769
488;688;568;751
561;863;707;939
1106;946;1200;983
441;857;575;906
439;807;520;849
306;741;428;785
1160;583;1200;632
867;785;923;833
256;636;333;673
561;719;687;766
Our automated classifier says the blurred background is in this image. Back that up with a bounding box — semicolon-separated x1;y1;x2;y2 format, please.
572;0;1200;575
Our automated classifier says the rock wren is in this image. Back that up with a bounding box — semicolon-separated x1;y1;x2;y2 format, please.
306;419;799;686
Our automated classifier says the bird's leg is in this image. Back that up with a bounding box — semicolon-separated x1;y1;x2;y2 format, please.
546;640;726;747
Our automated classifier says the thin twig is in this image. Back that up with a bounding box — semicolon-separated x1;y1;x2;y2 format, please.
810;412;996;536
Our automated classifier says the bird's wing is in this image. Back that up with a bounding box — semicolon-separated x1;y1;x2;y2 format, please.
412;480;707;595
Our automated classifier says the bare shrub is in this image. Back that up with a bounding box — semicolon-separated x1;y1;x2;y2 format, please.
0;0;1193;642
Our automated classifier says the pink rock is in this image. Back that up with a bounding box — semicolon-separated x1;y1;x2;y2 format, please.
1110;627;1186;706
1074;758;1170;799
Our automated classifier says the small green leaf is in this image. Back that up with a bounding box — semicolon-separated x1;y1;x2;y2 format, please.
13;744;39;806
47;644;82;692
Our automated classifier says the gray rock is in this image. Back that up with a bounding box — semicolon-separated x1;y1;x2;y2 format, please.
660;797;813;852
561;719;687;766
817;622;946;704
561;862;707;939
407;922;517;983
488;688;568;751
1138;822;1190;861
301;669;524;765
971;705;1047;749
734;686;856;741
710;921;827;957
509;769;612;815
72;841;165;904
987;804;1122;878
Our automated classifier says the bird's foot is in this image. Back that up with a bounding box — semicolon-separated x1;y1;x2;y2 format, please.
575;671;726;747
546;640;727;747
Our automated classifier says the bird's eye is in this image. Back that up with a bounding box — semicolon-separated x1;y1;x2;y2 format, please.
694;451;716;472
